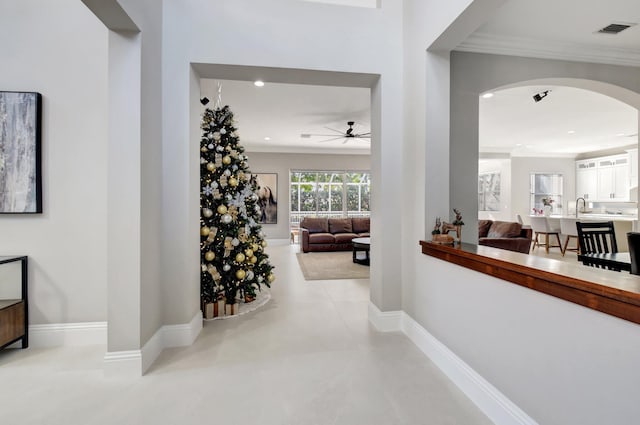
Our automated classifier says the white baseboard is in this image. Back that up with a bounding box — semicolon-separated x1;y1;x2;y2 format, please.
368;302;538;425
29;321;107;348
106;310;203;377
103;350;142;378
367;302;403;332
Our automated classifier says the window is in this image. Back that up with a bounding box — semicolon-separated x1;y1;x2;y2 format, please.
478;172;500;211
530;173;563;214
290;170;370;229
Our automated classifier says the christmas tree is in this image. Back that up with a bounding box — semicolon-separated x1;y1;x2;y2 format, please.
200;105;275;314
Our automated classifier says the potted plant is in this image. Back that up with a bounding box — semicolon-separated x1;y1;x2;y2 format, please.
541;197;554;216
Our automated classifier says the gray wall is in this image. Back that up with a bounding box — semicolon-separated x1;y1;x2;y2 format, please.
246;152;371;239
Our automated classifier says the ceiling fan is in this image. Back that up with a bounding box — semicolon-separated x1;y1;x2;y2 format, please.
300;121;371;144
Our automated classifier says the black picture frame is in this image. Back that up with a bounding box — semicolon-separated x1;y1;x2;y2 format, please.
255;173;278;224
0;91;42;213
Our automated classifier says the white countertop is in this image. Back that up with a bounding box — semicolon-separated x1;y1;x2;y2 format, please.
532;214;638;221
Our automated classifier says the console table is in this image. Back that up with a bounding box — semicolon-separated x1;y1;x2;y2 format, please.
0;256;28;349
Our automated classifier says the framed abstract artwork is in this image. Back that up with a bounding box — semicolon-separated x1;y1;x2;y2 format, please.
0;91;42;213
255;173;277;224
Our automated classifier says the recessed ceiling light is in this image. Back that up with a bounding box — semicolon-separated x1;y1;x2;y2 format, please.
254;80;265;87
264;137;271;141
481;93;494;99
617;133;626;137
568;130;576;134
515;143;522;147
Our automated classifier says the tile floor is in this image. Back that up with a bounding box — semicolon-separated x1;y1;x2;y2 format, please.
0;243;492;425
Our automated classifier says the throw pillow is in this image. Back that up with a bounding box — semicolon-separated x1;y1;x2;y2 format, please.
328;218;353;234
301;217;329;234
487;221;522;238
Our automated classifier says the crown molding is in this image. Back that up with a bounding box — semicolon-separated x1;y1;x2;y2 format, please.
457;32;640;67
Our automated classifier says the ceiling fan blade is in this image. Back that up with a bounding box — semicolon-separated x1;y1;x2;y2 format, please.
324;126;346;134
342;138;349;144
354;134;371;138
316;136;347;143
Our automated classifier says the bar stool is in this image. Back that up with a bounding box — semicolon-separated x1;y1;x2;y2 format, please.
530;216;563;254
560;218;580;256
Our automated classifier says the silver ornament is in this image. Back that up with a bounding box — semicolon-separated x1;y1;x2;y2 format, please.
222;214;232;224
246;271;254;280
224;169;231;176
216;146;224;152
211;181;219;188
202;208;213;218
223;264;231;272
220;128;227;135
208;144;214;149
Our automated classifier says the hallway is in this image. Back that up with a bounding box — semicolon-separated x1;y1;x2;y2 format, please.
0;243;492;424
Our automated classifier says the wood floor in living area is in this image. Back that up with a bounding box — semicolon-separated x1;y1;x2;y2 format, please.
0;242;492;425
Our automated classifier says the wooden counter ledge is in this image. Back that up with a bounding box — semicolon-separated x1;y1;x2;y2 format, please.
420;241;640;325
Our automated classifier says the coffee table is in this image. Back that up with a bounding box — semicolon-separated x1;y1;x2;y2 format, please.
352;237;370;266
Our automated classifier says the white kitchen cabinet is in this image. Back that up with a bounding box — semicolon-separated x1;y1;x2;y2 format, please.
576;159;598;201
596;155;629;201
627;148;638;188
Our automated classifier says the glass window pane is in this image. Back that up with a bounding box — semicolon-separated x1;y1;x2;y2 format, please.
330;183;343;211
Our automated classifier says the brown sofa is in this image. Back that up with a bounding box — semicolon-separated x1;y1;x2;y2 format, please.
300;217;370;253
478;220;532;254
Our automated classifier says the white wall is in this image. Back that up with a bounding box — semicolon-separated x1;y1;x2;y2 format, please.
161;0;404;320
478;158;511;221
414;50;640;423
246;152;371;239
0;0;108;325
511;156;576;225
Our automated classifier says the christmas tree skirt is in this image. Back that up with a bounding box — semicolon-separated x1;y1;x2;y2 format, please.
296;252;370;281
203;288;271;321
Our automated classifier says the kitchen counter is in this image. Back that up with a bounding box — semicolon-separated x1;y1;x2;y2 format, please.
529;215;636;250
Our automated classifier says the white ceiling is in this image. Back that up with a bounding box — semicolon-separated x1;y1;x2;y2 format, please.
480;85;638;156
200;79;370;155
199;0;640;157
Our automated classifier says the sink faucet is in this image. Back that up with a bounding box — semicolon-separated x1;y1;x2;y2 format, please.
576;197;586;217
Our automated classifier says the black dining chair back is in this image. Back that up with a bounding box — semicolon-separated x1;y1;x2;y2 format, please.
627;232;640;275
576;221;618;269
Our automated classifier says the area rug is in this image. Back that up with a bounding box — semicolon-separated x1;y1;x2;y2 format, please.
296;251;370;281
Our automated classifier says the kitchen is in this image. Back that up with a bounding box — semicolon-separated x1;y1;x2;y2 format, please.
478;84;639;252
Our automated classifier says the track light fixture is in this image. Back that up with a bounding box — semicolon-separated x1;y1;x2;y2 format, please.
532;90;550;103
200;97;210;106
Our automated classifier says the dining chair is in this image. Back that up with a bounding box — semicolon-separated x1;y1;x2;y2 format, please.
627;232;640;275
576;221;618;268
529;216;563;254
560;218;580;256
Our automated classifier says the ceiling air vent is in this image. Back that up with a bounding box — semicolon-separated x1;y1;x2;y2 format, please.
597;22;636;34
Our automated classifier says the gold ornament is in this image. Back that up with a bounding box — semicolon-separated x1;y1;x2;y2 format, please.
252;243;259;252
200;226;210;236
206;162;215;171
200;147;208;152
222;155;231;165
217;205;228;214
228;177;238;187
236;269;246;280
267;273;275;283
261;240;268;247
205;251;215;261
235;253;246;263
250;256;257;264
245;249;253;257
